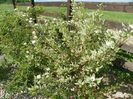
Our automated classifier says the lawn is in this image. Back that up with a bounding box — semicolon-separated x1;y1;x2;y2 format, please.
0;4;66;14
1;4;133;24
101;10;133;24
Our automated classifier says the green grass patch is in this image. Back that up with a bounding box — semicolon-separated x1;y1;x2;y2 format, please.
101;10;133;24
0;4;13;12
0;4;66;13
0;4;133;24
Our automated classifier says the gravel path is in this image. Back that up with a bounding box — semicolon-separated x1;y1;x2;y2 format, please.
104;84;133;99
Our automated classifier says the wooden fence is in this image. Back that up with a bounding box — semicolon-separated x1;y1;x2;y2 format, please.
84;2;133;13
16;2;133;13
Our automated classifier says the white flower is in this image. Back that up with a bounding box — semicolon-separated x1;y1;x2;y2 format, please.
72;9;75;12
22;14;26;17
32;31;37;39
105;41;114;47
83;19;87;23
34;24;38;26
29;20;32;23
33;35;37;39
14;8;18;11
53;18;56;21
25;55;29;58
118;30;122;33
30;18;32;20
31;40;36;44
28;88;32;91
23;43;27;45
106;29;114;33
62;21;65;24
70;30;74;33
129;24;133;29
32;31;36;35
36;75;41;79
71;88;75;91
46;68;50;71
44;20;47;23
27;7;30;10
26;51;29;54
71;20;74;23
95;30;100;33
68;21;71;23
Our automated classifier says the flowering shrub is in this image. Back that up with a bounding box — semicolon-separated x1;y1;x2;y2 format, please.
0;4;132;98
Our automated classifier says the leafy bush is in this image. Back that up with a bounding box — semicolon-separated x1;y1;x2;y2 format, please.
27;6;44;17
0;3;132;98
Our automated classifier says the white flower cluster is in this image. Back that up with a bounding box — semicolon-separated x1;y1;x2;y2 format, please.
36;75;41;79
31;31;38;44
27;7;30;10
14;8;18;11
29;18;33;23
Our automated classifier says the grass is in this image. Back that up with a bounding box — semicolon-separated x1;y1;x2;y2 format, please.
0;4;13;12
101;10;133;24
0;3;133;24
0;4;66;14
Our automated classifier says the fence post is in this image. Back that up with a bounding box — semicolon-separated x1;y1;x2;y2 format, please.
67;0;72;20
12;0;16;9
31;0;35;7
31;0;37;23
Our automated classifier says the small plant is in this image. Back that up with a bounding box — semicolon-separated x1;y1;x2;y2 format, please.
0;3;132;98
27;6;44;16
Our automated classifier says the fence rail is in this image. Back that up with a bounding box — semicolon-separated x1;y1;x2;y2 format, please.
17;2;133;13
